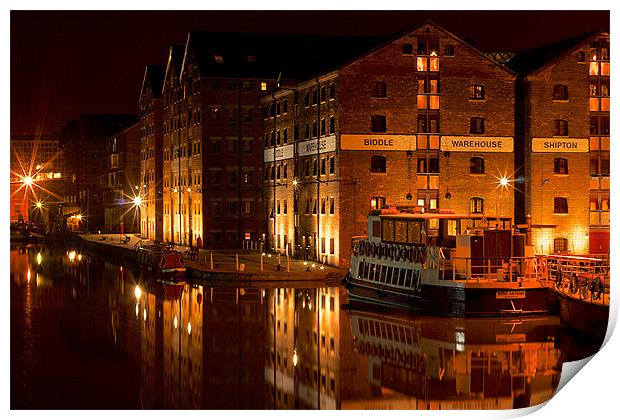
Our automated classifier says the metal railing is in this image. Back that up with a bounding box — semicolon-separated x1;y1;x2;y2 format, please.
439;255;548;285
545;255;610;306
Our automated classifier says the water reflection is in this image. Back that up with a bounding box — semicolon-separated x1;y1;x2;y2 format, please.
10;247;600;409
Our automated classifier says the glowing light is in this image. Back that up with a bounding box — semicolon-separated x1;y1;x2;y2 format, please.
35;201;42;209
36;252;42;265
499;177;509;187
187;187;191;192
77;254;82;261
302;300;306;309
303;261;307;266
68;250;76;262
173;316;178;329
267;254;271;258
23;176;33;186
292;179;298;187
320;266;325;270
311;263;316;268
143;308;147;321
133;196;143;206
134;285;142;300
173;188;178;193
187;322;192;335
76;214;82;221
293;349;298;367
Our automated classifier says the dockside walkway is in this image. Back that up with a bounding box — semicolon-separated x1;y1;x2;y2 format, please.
77;233;346;283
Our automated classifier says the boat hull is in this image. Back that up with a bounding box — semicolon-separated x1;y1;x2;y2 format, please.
345;277;550;316
558;292;608;341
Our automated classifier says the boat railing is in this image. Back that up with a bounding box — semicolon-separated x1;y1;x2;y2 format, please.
545;255;610;306
439;255;549;285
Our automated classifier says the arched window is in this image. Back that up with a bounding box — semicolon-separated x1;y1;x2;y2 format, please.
470;197;484;214
470;157;485;174
554;157;568;174
370;155;387;173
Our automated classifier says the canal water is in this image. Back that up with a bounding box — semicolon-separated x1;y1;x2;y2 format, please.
10;245;603;410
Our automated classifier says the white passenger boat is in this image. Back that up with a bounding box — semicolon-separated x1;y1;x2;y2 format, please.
344;209;551;316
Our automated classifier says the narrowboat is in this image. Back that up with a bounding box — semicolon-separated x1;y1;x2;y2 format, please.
344;209;551;316
135;243;186;278
547;255;610;341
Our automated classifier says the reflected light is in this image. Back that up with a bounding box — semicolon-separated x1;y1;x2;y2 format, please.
27;268;31;282
143;308;147;321
135;303;139;318
36;252;42;265
68;250;76;262
187;322;192;335
77;254;82;261
134;285;142;300
293;349;298;367
173;316;178;329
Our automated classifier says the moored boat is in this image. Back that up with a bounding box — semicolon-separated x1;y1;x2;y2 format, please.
547;255;610;341
135;243;186;278
345;208;551;316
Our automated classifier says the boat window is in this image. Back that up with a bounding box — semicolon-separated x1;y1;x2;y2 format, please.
405;269;413;287
399;268;407;285
362;262;369;279
393;268;400;285
372;220;381;238
369;264;376;281
357;261;364;278
378;265;386;283
407;220;423;244
382;219;395;241
386;266;393;284
395;220;407;243
447;219;458;236
428;218;439;230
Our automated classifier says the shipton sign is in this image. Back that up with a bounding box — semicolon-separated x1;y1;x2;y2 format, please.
531;138;589;153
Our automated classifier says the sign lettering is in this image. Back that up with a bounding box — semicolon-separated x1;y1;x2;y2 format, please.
341;134;416;151
496;291;526;299
441;136;514;152
531;138;589;153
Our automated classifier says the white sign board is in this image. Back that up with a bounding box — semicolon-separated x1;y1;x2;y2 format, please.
441;136;514;152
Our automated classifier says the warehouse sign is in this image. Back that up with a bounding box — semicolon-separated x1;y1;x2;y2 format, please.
531;138;589;153
298;135;337;157
340;134;417;151
264;144;293;162
441;136;514;152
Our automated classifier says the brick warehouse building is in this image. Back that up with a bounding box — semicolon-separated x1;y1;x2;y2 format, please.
263;21;518;268
510;30;610;255
155;32;386;249
139;64;165;241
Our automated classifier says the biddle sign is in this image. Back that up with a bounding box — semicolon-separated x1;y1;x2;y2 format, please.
340;134;417;151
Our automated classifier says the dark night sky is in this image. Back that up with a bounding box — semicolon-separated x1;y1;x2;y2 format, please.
10;10;609;136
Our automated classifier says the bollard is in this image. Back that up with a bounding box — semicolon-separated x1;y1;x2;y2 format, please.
210;253;214;270
236;253;239;271
210;287;213;303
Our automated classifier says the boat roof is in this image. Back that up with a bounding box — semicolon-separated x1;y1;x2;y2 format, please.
375;211;510;221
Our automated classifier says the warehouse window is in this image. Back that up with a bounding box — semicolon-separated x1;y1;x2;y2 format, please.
470;84;485;100
470;157;485;174
554;197;569;214
402;43;413;55
371;115;387;132
372;81;387;98
444;44;455;56
470;197;484;214
554;158;569;174
553;84;569;100
554;119;569;136
370;155;386;173
470;117;485;134
554;238;569;253
371;196;386;209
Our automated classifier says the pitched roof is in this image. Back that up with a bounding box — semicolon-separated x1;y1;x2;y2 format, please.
139;64;165;102
507;30;602;75
163;45;185;85
183;31;389;81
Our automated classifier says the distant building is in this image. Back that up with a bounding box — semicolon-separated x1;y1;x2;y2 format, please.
60;113;138;232
10;134;63;224
100;122;141;233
